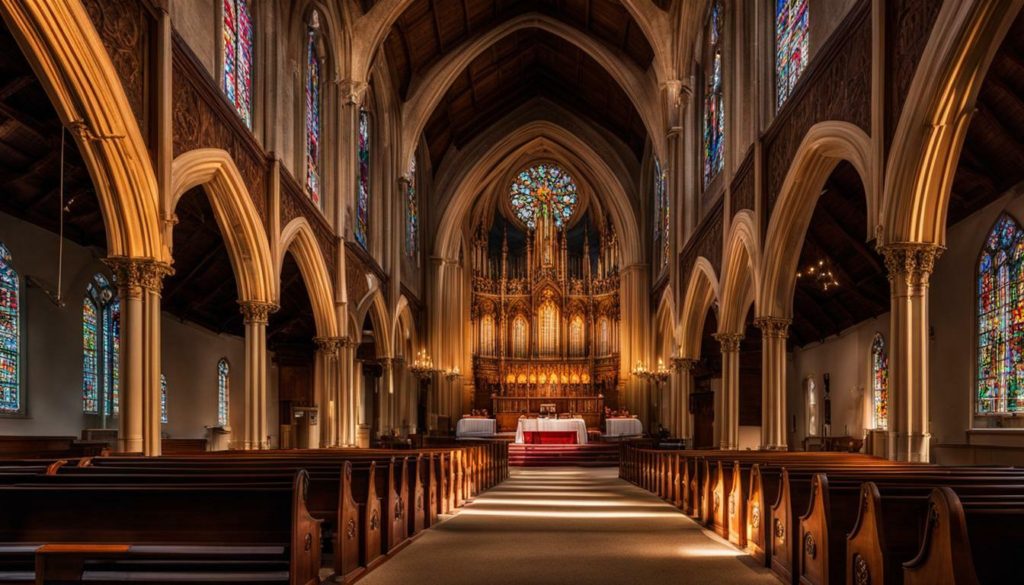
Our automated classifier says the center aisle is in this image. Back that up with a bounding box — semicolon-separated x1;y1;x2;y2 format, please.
358;467;781;585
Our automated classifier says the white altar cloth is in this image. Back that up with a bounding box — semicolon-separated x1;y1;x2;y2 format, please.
605;417;643;437
514;418;588;444
456;418;496;438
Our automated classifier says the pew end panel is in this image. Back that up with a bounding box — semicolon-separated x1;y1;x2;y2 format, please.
902;487;981;585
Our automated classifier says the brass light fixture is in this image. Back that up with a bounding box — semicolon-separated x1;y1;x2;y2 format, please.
797;258;839;292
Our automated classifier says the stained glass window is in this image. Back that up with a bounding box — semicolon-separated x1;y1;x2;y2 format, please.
82;298;99;413
405;158;418;259
305;10;323;206
0;244;18;414
222;0;253;127
479;315;494;356
105;297;120;416
509;163;578;229
356;108;370;248
597;317;610;356
161;374;168;424
538;302;559;356
703;0;725;187
775;0;809;109
871;333;888;430
569;316;585;357
654;157;669;270
84;275;119;416
977;214;1024;415
217;359;229;426
512;316;528;358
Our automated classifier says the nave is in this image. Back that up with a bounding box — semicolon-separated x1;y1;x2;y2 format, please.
358;466;779;585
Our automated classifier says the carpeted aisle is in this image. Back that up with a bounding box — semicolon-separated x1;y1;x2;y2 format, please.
357;467;781;585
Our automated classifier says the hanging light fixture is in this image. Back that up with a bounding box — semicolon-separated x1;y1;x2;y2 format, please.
797;258;839;292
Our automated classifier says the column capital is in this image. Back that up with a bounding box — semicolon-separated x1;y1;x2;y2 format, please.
878;243;944;286
104;257;174;297
713;333;743;352
672;357;698;371
340;79;368;105
754;317;791;338
379;357;394;370
238;300;279;324
314;336;345;355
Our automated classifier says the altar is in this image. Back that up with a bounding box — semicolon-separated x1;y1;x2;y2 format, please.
514;418;588;445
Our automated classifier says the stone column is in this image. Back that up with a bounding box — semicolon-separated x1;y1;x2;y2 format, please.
755;317;791;450
714;333;743;450
105;258;172;456
880;244;942;462
314;337;343;447
673;358;697;446
380;357;394;435
239;301;276;450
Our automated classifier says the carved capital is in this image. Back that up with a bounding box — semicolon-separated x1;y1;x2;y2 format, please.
314;336;344;355
754;317;791;339
713;333;743;353
878;243;944;287
238;300;278;325
672;357;698;371
104;257;174;298
339;80;368;105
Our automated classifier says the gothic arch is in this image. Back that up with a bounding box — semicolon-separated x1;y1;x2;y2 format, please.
433;116;642;268
760;122;873;319
0;0;164;261
398;13;664;167
351;0;670;90
278;218;339;338
719;211;759;335
393;296;417;359
679;258;720;360
881;0;1023;246
354;288;393;359
654;285;678;359
170;148;276;304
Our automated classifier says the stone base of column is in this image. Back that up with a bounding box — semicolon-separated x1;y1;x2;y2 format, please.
760;444;788;451
895;431;931;462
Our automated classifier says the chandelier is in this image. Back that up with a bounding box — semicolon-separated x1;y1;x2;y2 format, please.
632;358;671;384
797;258;839;292
409;349;438;379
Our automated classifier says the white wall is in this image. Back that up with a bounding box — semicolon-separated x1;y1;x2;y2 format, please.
786;183;1024;459
0;211;263;443
789;315;889;445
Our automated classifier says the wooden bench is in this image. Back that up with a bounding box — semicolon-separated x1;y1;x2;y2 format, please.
0;470;319;585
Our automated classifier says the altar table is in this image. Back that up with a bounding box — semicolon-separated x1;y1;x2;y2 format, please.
514;418;588;445
605;417;643;437
456;417;497;438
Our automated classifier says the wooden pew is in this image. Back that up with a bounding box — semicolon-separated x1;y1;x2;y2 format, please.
903;487;1024;585
0;470;320;585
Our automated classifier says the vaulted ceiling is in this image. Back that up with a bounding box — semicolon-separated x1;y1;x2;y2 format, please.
948;12;1024;225
381;0;654;168
791;161;888;347
0;25;104;251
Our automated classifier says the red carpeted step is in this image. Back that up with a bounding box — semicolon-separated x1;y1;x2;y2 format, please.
508;443;621;467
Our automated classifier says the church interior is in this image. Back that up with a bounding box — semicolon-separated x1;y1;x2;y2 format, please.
0;0;1022;583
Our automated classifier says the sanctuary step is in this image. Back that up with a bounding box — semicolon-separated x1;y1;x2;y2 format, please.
508;443;620;467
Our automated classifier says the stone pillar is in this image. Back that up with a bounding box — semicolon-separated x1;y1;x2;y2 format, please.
673;358;697;445
105;258;172;456
755;317;791;450
239;301;276;450
380;357;394;435
880;244;942;462
714;333;742;450
314;337;343;447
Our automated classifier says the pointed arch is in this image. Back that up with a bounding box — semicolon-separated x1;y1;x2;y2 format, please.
760;122;873;319
719;211;760;335
398;12;664;168
0;0;164;261
654;285;677;359
679;258;720;360
354;288;392;359
170;148;276;304
882;0;1023;246
393;296;417;359
279;218;339;338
